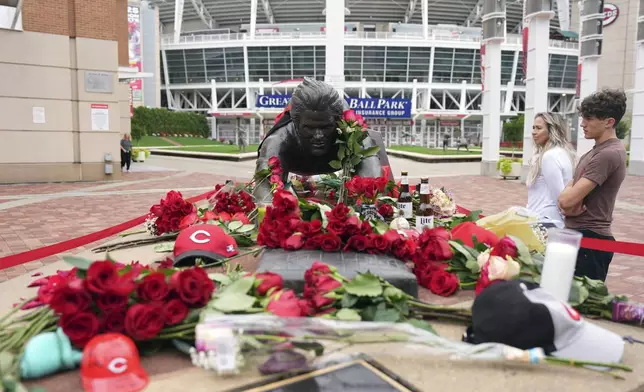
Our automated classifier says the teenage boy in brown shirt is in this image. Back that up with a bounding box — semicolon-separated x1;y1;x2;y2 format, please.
558;89;627;282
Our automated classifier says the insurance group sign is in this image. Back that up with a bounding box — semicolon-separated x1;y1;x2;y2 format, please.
256;95;412;119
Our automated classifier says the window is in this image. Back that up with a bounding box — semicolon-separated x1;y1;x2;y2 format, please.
204;48;226;82
0;3;23;31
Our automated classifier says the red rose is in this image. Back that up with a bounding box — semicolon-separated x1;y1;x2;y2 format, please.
418;227;453;261
313;275;342;293
266;290;304;317
170;267;215;307
344;235;369;252
312;292;335;309
85;261;119;295
393;239;416;261
360;221;373;235
60;312;100;348
163;299;189;326
344;216;362;236
490;236;518;259
96;293;128;313
318;233;342;252
383;230;401;244
327;220;346;236
304;261;332;286
179;212;198;230
202;210;218;222
49;280;91;315
282;233;305;250
415;265;433;288
295;220;322;237
428;270;460;297
137;272;170;302
343;109;358;122
298;299;314;316
367;234;388;254
232;212;251;224
255;272;284;296
304;235;322;250
377;204;394;218
273;189;299;216
181;203;195;216
268;156;281;169
101;311;126;333
125;304;165;341
327;203;350;221
476;262;492;296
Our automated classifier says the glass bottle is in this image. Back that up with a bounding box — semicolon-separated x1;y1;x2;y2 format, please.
416;178;434;232
397;171;413;219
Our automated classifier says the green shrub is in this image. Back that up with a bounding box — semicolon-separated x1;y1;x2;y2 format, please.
497;157;523;176
130;122;146;143
502;115;524;145
616;118;630;140
132;107;209;138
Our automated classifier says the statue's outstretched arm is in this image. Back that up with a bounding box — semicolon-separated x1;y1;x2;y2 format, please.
253;135;284;206
355;134;383;178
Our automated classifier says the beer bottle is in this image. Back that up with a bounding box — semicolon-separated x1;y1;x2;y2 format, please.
397;171;413;219
416;178;434;231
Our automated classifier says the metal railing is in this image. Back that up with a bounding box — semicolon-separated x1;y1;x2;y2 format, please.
161;30;579;51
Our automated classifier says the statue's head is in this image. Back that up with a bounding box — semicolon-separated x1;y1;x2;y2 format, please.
290;78;344;156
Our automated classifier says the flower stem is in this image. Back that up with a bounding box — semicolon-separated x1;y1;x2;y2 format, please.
545;357;632;372
0;298;34;327
459;282;477;288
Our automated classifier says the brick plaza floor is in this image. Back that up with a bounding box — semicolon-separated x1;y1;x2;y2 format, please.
0;160;643;302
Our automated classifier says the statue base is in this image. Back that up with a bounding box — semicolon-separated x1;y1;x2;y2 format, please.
256;249;418;297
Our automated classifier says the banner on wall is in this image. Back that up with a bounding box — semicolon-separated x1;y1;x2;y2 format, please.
480;44;486;91
576;63;582;98
255;95;412;118
128;4;143;106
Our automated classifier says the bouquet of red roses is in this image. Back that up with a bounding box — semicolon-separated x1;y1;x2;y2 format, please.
147;190;197;236
0;258;214;355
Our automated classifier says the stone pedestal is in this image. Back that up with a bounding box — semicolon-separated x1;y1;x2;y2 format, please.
256;249;418;297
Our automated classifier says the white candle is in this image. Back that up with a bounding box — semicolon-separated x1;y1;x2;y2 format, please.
540;242;580;302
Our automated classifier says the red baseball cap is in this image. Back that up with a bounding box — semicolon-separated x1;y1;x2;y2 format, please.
81;333;148;392
173;224;239;266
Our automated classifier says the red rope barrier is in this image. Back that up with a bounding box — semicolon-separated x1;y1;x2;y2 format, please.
0;191;212;271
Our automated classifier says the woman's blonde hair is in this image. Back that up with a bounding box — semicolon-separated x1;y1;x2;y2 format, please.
526;112;576;186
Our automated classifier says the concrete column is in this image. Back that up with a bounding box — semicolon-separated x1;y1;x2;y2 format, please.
521;2;554;181
210;79;218;139
173;0;184;43
576;0;604;157
250;0;257;39
361;78;366;98
459;80;467;112
411;79;418;114
480;0;506;176
325;0;345;96
421;0;428;39
629;6;644;176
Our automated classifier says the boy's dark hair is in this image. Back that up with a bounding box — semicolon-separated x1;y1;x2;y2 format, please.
578;88;627;126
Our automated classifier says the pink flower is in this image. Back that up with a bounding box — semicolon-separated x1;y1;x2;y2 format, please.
343;109;358;123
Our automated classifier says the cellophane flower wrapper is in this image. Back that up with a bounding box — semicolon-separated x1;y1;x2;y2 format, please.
476;207;545;253
193;315;548;368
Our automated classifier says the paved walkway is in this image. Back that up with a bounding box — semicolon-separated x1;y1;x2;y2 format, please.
1;156;643;302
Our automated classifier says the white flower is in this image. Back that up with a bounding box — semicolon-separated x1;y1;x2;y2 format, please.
477;249;491;268
345;125;355;134
487;255;521;281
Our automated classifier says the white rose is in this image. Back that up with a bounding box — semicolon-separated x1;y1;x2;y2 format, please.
487;255;521;281
477;249;491;268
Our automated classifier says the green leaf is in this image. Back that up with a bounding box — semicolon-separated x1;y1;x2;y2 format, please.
236;224;255;234
373;307;401;322
350;155;362;166
291;341;325;356
329;160;342;170
407;319;438;335
360;145;380;157
208;273;231;286
336;308;362;321
222;276;255;295
338;145;346;161
341;293;359;308
63;256;94;270
568;281;590;306
448;241;476;262
361;305;378;321
344;272;383;297
373;220;389;235
228;221;243;232
0;352;15;375
210;293;256;312
383;286;407;303
465;259;480;274
153;242;175;253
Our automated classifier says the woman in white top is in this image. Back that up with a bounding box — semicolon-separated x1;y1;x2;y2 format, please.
526;112;576;227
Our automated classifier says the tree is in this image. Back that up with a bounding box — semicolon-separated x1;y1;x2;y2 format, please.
615;118;630;140
131;122;146;144
502;114;524;145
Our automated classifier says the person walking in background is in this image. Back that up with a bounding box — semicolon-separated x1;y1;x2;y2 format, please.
237;127;248;153
120;133;133;172
456;136;469;152
558;89;628;282
526;112;576;228
442;131;450;151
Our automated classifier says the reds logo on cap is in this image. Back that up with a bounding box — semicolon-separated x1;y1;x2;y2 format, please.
173;224;239;267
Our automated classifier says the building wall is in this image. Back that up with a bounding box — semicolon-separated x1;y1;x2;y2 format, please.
0;0;129;184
